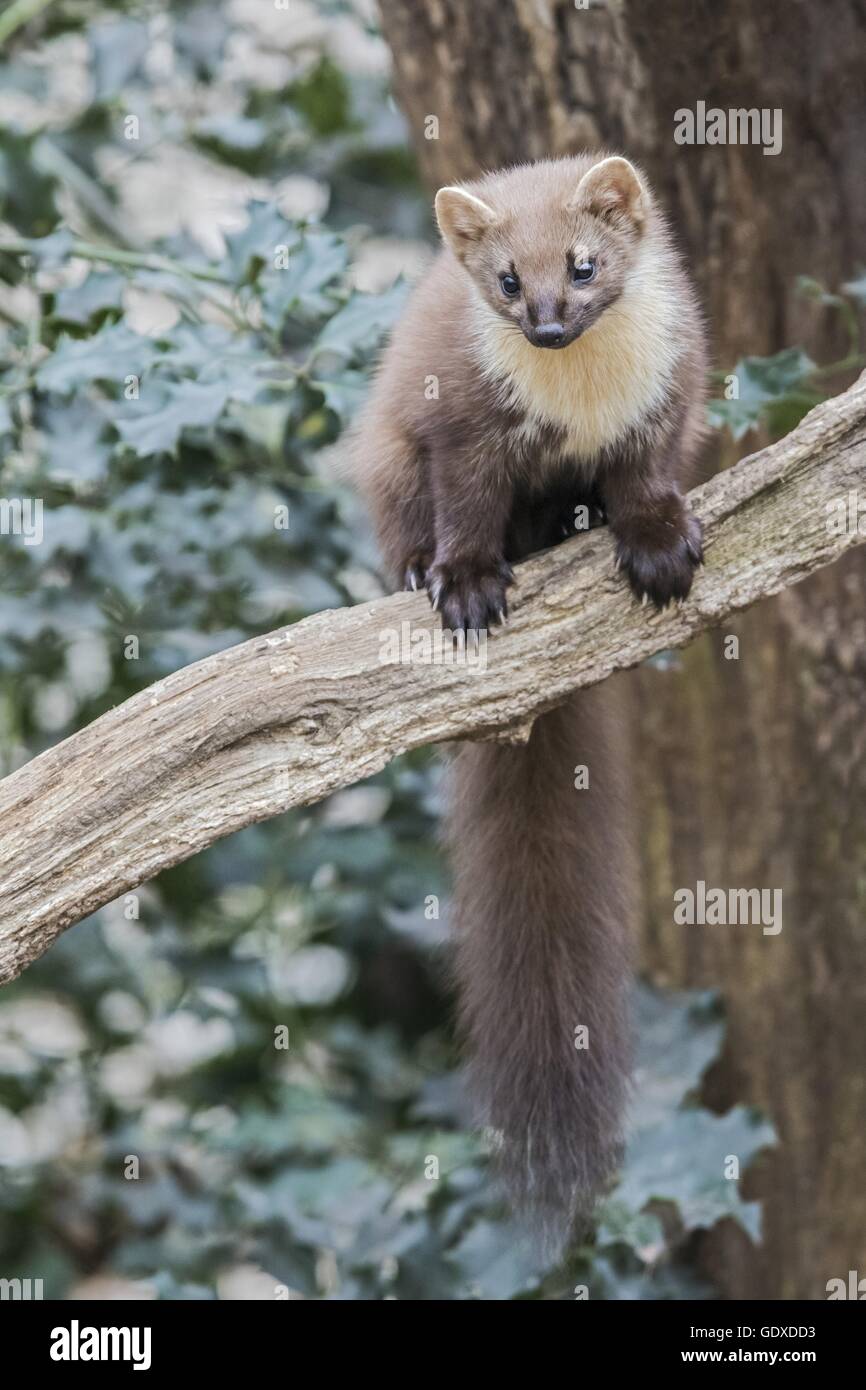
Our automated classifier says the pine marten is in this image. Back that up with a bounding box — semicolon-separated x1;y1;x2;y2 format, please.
352;154;707;1235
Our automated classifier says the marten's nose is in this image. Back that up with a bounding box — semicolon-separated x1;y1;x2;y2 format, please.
532;321;565;348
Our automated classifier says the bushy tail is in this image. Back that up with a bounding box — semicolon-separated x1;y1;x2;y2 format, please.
447;685;635;1239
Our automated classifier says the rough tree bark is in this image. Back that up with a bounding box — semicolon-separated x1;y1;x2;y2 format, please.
1;375;864;997
378;0;866;1299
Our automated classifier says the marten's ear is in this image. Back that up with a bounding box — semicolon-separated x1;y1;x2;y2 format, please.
568;156;646;230
435;186;498;256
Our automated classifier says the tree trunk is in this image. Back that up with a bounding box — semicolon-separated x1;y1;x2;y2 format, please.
378;0;866;1299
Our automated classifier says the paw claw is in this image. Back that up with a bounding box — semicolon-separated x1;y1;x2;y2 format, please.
425;556;514;633
614;503;703;609
402;554;433;594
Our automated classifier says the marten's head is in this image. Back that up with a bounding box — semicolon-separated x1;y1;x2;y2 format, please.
435;156;649;350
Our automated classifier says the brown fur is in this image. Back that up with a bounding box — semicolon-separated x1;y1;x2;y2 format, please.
351;155;707;1232
448;686;636;1238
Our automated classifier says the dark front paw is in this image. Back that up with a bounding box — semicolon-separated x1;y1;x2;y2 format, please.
614;505;703;608
425;557;514;632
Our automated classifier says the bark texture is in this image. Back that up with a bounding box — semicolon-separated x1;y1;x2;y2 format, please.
1;375;864;997
378;0;866;1298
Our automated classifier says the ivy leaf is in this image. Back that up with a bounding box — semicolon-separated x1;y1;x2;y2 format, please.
13;229;75;270
261;230;348;328
113;380;235;458
90;19;150;101
216;1089;362;1160
764;392;823;439
195;115;271;168
610;987;777;1244
39;399;111;483
174;3;231;79
632;985;724;1126
448;1220;543;1300
37;503;95;559
592;1256;714;1301
223;202;299;285
707;347;817;440
228;399;292;457
841;270;866;306
312;370;368;422
51;271;125;330
595;1202;666;1262
614;1105;775;1242
286;56;354;137
35;323;159;396
155;323;278;388
0;131;59;236
735;348;817;396
312;281;409;367
797;275;850;311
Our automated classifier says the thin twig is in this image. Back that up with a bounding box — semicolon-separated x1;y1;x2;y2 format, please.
0;0;58;47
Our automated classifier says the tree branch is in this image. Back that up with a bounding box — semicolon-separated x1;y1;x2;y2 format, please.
2;373;865;985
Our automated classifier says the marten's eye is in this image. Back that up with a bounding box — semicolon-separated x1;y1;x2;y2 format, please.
571;259;596;284
499;272;521;297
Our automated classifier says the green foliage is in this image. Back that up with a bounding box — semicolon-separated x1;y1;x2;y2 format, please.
287;57;354;139
0;0;776;1300
0;129;59;236
708;347;819;441
0;214;404;675
708;279;864;441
